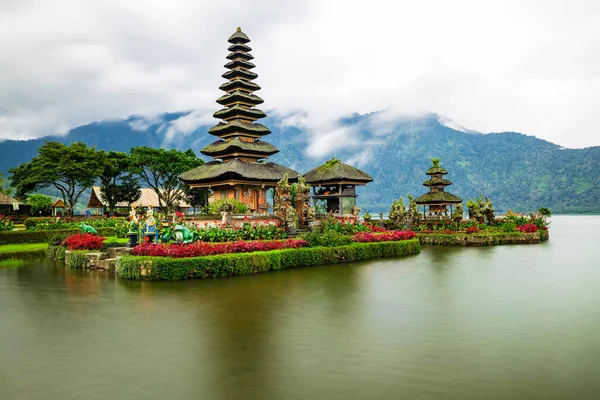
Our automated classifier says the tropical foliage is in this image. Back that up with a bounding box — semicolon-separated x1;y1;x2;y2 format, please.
9;142;104;216
207;199;248;214
128;146;203;213
26;194;53;215
191;223;286;242
0;214;14;232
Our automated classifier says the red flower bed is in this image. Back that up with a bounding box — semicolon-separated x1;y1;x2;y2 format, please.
517;223;539;233
131;238;308;258
440;229;456;234
352;230;417;243
465;226;480;234
365;224;387;232
64;233;105;250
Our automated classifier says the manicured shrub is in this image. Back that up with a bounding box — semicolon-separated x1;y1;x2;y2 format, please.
0;228;116;245
131;238;308;258
117;239;422;280
300;231;353;247
64;233;105;250
192;223;287;242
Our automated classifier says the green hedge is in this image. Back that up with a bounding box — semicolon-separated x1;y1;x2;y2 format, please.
0;228;116;245
117;239;421;280
417;231;549;246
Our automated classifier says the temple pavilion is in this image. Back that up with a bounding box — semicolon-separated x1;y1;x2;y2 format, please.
304;158;373;215
414;158;462;219
179;28;299;212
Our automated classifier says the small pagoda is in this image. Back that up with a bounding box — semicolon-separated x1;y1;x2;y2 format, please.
414;158;462;219
304;158;373;215
180;28;299;212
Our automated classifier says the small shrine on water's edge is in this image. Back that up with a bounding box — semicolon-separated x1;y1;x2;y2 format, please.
304;159;373;215
179;28;299;213
414;158;462;219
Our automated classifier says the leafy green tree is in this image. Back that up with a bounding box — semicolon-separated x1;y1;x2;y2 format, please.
184;185;209;214
0;172;13;196
27;194;53;215
98;151;141;215
9;142;103;216
128;147;204;213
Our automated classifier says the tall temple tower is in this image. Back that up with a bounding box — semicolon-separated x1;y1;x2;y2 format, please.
180;28;299;212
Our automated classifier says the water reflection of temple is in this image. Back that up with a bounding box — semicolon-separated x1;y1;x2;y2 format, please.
305;159;372;215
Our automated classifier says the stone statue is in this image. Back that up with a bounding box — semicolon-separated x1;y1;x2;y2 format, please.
128;206;139;233
284;201;297;229
220;201;233;227
388;197;406;228
306;206;316;223
351;205;361;221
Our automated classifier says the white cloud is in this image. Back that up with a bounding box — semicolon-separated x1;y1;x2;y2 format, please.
0;0;599;148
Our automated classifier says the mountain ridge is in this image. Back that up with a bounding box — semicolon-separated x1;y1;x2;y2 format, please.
1;111;598;213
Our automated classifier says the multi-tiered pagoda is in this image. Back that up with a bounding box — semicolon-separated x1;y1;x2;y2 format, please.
414;158;462;219
180;28;299;212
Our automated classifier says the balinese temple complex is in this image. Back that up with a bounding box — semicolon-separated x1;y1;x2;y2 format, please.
414;158;462;219
304;159;373;215
180;28;299;212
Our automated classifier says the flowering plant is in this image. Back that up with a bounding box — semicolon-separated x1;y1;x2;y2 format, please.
64;233;105;250
131;238;307;258
517;223;538;233
352;230;417;243
465;226;480;234
0;214;14;232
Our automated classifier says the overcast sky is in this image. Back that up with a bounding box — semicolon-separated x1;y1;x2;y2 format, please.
1;0;599;149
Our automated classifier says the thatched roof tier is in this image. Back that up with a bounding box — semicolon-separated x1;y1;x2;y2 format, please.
227;43;252;53
180;159;300;187
0;192;22;205
208;120;271;137
224;59;255;70
423;178;452;187
304;159;373;185
216;90;263;106
213;105;266;121
426;158;448;175
414;192;462;204
226;51;254;61
201;138;279;158
228;28;250;44
222;68;257;81
51;199;65;208
219;79;261;93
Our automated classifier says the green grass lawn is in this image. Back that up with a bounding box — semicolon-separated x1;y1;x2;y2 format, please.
0;236;128;254
0;242;49;254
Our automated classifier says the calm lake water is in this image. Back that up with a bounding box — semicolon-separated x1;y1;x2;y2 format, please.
1;216;600;400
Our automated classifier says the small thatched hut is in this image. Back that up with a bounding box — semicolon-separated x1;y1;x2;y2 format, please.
304;159;373;215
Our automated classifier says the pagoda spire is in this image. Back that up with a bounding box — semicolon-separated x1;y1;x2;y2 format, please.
200;27;276;162
178;28;300;212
